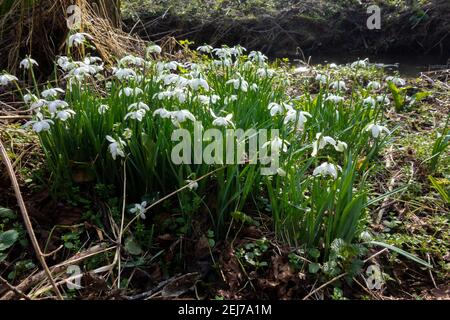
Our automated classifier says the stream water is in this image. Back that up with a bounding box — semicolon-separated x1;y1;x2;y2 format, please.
301;53;449;78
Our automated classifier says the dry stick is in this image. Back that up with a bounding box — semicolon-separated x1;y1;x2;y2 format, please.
0;138;63;300
116;161;127;289
0;276;30;300
0;115;32;120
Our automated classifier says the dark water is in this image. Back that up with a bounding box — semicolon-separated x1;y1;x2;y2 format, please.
303;53;449;78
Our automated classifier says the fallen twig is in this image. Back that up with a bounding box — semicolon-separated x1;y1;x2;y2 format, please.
0;138;63;300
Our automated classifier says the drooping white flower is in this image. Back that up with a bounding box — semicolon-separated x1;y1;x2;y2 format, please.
170;110;196;125
98;104;109;114
31;99;47;110
367;81;381;90
248;51;268;65
210;109;234;128
57;56;73;71
365;123;390;138
313;162;342;179
68;33;93;47
0;73;18;86
106;135;126;160
250;83;258;91
130;201;147;219
262;136;290;153
48;100;69;113
153;108;172;119
351;59;368;68
330;81;347;91
256;68;274;78
315;74;327;84
56;109;76;121
119;87;143;97
119;55;145;67
226;77;248;92
224;95;238;104
125;102;150;121
376;95;391;106
23;93;38;103
329;63;338;69
114;68;137;81
386;76;406;86
186;180;199;190
283;110;312;130
147;44;162;54
311;133;337;157
19;56;38;69
334;140;348;152
325;94;345;103
24;113;54;133
363;96;376;108
189;78;209;91
197;44;213;53
268;102;286;116
42;87;65;99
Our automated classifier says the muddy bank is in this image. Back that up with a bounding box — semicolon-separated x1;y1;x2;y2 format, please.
124;0;450;60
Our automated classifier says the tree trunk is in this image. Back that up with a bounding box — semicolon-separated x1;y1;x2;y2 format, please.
89;0;121;29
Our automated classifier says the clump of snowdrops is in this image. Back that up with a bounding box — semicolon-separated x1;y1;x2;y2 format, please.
0;34;398;258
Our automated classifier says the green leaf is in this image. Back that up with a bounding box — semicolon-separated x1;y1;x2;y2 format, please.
308;248;320;259
369;241;432;268
124;237;143;255
0;230;19;251
0;207;16;219
308;262;320;274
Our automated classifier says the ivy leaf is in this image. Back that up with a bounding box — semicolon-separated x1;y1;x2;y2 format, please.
0;230;19;251
124;237;143;255
308;262;320;274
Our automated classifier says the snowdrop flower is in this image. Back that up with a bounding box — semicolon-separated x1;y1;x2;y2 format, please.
210;94;220;104
363;96;376;108
119;55;145;67
23;93;38;103
335;140;348;152
256;68;274;78
119;87;143;97
42;88;65;99
224;95;238;104
283;110;312;130
153;108;172;119
230;45;246;56
48;100;69;113
329;63;338;69
268;102;286;116
0;73;18;86
196;95;211;105
19;56;38;69
98;104;109;114
311;133;337;157
367;81;381;90
386;76;406;86
68;33;93;47
313;162;342;179
147;44;162;54
351;59;368;68
189;78;209;91
210;109;234;128
106;135;126;160
330;81;347;91
56;109;76;121
250;83;258;91
365;123;390;138
114;68;137;81
226;78;248;92
130;201;147;219
376;95;391;106
125;109;146;121
30;99;47;110
24;113;54;133
197;44;213;53
262;136;290;153
170;110;196;125
248;51;268;65
128;102;149;111
315;74;327;84
57;56;73;71
185;180;198;191
325;94;344;103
